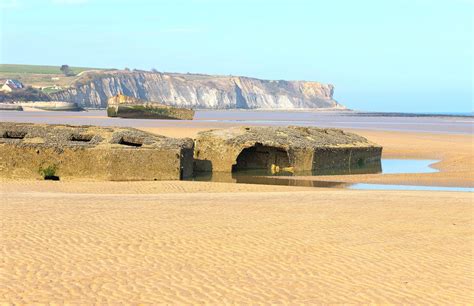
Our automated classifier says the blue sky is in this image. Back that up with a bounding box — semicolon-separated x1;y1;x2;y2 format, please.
1;0;472;112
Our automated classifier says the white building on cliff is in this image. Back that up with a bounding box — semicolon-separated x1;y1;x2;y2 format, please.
1;79;24;92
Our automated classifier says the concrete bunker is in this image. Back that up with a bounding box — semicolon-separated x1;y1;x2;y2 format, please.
194;126;382;175
0;122;194;181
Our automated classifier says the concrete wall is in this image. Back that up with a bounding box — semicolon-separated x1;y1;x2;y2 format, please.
0;141;187;181
311;147;382;175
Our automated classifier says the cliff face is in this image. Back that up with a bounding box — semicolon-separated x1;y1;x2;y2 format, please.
50;71;345;109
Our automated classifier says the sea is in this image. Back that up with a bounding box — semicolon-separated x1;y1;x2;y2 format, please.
0;110;472;135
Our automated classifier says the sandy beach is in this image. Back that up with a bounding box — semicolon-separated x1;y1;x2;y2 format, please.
2;189;472;304
1;122;473;304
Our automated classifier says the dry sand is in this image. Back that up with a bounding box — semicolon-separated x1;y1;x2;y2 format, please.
1;126;473;304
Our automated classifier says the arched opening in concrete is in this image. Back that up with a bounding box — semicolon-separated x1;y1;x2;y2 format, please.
232;143;291;173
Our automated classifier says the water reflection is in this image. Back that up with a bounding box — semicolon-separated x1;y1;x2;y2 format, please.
186;159;472;192
191;171;349;188
189;161;380;188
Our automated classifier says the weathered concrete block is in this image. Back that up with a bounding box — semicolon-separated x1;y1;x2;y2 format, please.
107;94;195;120
194;126;382;175
0;122;194;181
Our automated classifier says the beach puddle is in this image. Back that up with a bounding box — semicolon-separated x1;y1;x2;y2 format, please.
380;159;438;174
189;158;471;192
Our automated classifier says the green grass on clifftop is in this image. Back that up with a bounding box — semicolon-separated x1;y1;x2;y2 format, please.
0;64;111;88
0;64;105;75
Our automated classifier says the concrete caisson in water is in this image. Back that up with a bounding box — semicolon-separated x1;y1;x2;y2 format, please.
107;94;195;120
193;126;382;175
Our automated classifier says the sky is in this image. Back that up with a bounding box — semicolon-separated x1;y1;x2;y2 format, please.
0;0;472;112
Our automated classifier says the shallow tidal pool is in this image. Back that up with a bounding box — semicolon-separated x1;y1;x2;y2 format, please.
379;159;439;174
191;159;473;192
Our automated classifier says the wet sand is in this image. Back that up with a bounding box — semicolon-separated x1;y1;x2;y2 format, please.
1;116;474;303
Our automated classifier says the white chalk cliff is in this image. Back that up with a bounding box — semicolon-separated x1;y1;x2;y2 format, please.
50;70;345;109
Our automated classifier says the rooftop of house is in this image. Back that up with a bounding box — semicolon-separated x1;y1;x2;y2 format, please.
3;79;24;90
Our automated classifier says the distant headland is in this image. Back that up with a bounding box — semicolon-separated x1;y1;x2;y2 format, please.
0;64;345;110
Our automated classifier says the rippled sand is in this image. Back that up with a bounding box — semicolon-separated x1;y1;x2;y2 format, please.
1;189;472;304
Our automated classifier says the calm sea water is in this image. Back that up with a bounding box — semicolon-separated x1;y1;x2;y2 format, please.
1;109;473;134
